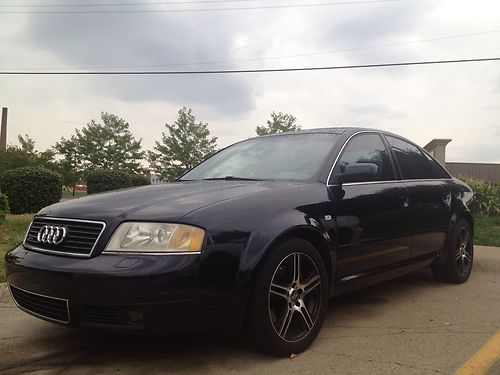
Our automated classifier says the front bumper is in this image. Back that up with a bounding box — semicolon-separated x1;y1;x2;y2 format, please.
5;245;247;335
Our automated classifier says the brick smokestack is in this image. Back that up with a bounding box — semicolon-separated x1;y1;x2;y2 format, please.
0;107;7;150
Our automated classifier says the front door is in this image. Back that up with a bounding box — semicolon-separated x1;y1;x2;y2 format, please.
328;133;412;279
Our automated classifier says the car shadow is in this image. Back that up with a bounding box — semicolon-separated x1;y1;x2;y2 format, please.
333;267;436;306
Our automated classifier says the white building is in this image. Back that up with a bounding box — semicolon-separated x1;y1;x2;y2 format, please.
150;173;164;185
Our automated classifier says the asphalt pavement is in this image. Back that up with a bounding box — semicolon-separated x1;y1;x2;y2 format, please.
1;246;499;374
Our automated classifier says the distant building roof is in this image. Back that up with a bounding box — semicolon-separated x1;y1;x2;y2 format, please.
423;138;452;166
423;139;452;152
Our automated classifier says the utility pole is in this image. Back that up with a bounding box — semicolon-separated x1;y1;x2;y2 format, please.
0;107;7;150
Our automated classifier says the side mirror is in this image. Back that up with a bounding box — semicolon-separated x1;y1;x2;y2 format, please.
332;163;379;184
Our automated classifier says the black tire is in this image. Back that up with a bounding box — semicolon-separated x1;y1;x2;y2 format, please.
431;219;473;283
242;237;329;356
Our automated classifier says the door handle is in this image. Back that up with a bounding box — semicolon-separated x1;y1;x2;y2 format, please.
399;196;410;208
442;192;451;204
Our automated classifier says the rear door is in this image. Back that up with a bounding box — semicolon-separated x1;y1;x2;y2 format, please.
328;132;412;278
384;135;452;260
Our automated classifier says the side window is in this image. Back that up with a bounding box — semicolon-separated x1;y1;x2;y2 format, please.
423;152;451;179
333;134;395;182
386;136;433;180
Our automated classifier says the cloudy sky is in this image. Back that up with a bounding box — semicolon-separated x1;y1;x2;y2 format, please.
1;0;499;162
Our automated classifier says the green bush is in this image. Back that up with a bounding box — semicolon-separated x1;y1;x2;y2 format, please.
0;193;9;224
86;170;150;194
0;167;62;214
129;173;150;187
460;177;500;216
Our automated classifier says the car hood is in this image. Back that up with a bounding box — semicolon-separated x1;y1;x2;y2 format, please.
38;180;306;223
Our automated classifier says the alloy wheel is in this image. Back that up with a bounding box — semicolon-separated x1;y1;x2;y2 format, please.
268;252;322;342
455;226;472;276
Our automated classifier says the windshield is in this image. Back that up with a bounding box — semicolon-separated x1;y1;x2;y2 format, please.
180;133;340;181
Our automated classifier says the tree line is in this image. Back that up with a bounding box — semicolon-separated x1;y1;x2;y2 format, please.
0;108;301;190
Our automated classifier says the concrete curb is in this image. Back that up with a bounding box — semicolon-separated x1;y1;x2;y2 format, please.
0;282;11;304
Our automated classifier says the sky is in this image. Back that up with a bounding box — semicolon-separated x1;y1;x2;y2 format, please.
0;0;499;163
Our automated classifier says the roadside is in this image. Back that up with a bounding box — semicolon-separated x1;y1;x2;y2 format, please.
0;214;32;281
61;191;87;199
60;191;87;202
475;216;500;247
0;246;499;374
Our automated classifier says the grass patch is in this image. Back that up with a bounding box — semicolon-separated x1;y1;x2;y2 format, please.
62;191;87;199
0;214;33;282
474;216;500;247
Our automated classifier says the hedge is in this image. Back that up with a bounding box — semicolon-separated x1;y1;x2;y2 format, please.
0;166;62;214
86;170;150;194
460;177;500;216
129;173;151;187
0;193;8;224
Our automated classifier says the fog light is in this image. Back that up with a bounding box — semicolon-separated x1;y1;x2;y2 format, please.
128;310;143;322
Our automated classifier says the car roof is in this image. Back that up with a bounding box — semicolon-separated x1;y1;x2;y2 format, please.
259;127;423;149
262;127;394;137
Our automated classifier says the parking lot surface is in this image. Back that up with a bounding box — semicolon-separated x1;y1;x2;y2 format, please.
1;246;499;374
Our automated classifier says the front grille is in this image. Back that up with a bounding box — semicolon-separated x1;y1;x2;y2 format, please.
79;304;143;328
80;304;121;325
24;217;106;257
10;285;70;323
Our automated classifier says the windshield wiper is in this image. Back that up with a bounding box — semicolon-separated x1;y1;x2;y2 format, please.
202;176;264;181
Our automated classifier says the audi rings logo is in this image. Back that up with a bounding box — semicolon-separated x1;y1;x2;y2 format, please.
37;225;68;245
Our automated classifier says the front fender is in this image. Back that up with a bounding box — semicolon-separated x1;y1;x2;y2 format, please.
236;209;336;289
437;179;474;265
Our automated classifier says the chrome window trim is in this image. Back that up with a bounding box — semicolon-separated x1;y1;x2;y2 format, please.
326;131;454;187
326;130;396;186
342;180;399;186
8;284;70;324
340;178;454;187
23;217;107;258
401;178;453;183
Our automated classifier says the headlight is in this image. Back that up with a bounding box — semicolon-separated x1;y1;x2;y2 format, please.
103;222;205;254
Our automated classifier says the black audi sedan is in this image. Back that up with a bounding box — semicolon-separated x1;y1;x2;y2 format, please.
5;127;474;356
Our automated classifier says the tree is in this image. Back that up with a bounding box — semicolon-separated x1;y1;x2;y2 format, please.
53;136;81;194
0;134;55;174
57;160;81;196
255;111;302;136
148;107;218;181
55;113;145;174
17;134;36;153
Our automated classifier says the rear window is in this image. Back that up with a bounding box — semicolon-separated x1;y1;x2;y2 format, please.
385;136;434;180
423;152;451;178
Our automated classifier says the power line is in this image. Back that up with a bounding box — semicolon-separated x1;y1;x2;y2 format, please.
1;57;499;75
0;0;399;14
5;29;499;72
0;0;324;8
262;30;500;61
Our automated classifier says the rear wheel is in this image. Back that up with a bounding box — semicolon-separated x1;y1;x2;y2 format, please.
243;238;329;356
432;219;473;283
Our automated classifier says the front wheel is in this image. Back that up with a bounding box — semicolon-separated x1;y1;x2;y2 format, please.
432;219;473;283
242;238;329;356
